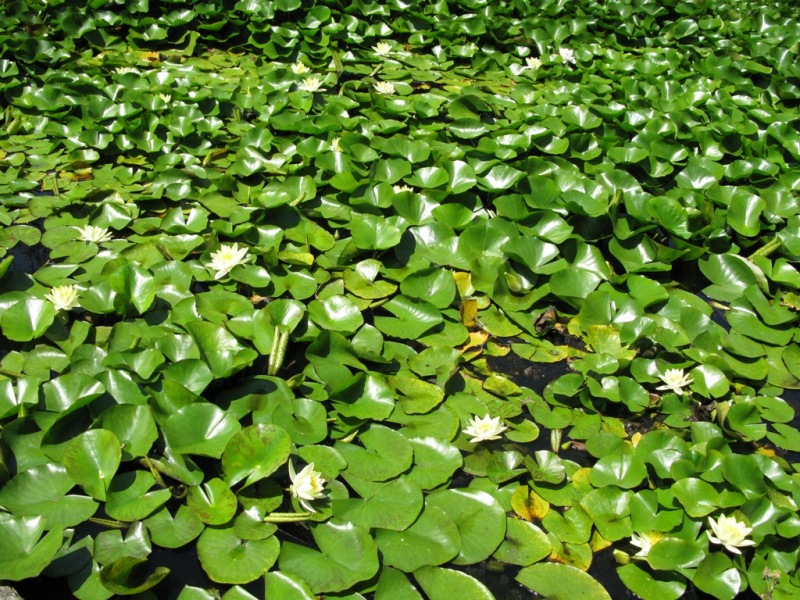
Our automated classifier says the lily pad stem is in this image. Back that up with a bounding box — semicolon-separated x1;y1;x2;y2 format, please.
263;511;313;523
267;326;289;376
550;429;562;454
89;517;130;529
141;455;167;489
751;237;782;258
0;367;24;378
369;62;383;78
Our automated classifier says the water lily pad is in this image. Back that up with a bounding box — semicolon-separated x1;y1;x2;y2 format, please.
264;571;316;600
62;429;121;501
493;518;551;566
589;448;648;489
0;516;64;581
1;299;55;342
187;478;238;525
279;520;379;593
693;553;743;600
672;478;720;518
98;557;170;595
0;463;98;528
94;521;152;565
407;437;462;490
334;476;423;530
375;567;424;600
516;563;611;600
617;563;686;600
164;403;241;458
414;565;494;600
222;424;291;487
105;470;171;521
376;504;461;572
197;525;279;584
427;488;506;565
308;295;365;333
335;424;413;481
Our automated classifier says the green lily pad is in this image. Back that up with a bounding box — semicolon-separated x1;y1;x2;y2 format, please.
693;553;743;600
516;563;612;600
105;470;171;521
376;504;461;572
197;525;280;584
374;567;424;599
144;505;205;549
414;565;494;600
187;478;238;525
0;516;64;581
279;520;379;593
0;463;98;528
98;557;170;595
493;518;551;566
222;424;291;487
671;478;720;518
62;429;121;501
335;424;413;481
264;571;316;600
94;521;152;565
617;563;686;600
589;448;648;489
334;475;423;530
308;295;365;333
164;403;242;458
1;299;56;342
407;437;463;490
427;488;507;565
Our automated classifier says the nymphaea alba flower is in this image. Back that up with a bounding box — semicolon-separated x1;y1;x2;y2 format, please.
525;56;542;69
630;532;663;558
463;414;508;443
393;184;413;193
77;224;113;243
288;461;326;513
115;66;140;75
291;61;310;74
559;47;576;64
373;42;393;56
45;285;80;312
157;93;171;102
657;368;693;396
374;81;395;95
330;137;342;152
207;243;249;279
707;514;755;554
298;76;325;92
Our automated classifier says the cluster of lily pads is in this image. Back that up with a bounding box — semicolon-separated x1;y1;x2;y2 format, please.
1;0;800;598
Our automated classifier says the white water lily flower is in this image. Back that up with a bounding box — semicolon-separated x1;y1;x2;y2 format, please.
373;42;393;56
463;414;508;443
525;56;542;69
630;532;663;558
559;47;576;64
374;81;396;95
207;243;249;279
115;66;140;75
45;285;80;312
157;93;171;102
331;137;342;152
298;76;325;92
393;184;413;193
657;368;693;395
707;514;755;554
77;224;113;243
291;61;310;74
288;461;326;513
